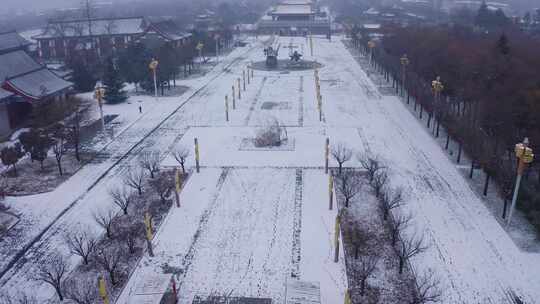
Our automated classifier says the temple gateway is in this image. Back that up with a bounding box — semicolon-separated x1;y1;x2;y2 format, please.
257;0;331;36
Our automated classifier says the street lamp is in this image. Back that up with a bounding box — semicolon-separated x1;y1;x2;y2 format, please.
367;40;376;67
215;34;221;64
400;54;409;98
507;138;534;226
431;76;444;136
149;58;159;99
93;81;106;130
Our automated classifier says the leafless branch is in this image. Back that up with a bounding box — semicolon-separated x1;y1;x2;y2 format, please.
370;169;388;198
396;231;428;274
96;246;124;286
410;269;442;304
139;151;161;178
65;276;98;304
380;187;405;220
92;208;118;238
123;167;145;195
331;143;352;175
35;253;68;301
64;229;97;265
172;146;190;174
337;171;363;208
358;153;385;182
109;186;133;215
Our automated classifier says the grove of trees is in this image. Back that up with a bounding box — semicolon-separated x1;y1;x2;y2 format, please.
352;22;540;234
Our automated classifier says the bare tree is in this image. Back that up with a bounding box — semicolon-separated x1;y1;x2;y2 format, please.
172;146;190;174
337;171;362;207
109;186;133;215
396;232;427;274
331;143;352;175
123;167;145;195
410;269;442;304
93;208;118;238
117;220;144;254
139;151;161;178
150;172;173;204
380;187;405;221
355;253;380;297
96;246;124;286
64;229;97;265
65;276;98;304
345;223;375;259
36;253;69;301
389;212;412;246
359;154;385;182
371;169;388;198
51;125;68;176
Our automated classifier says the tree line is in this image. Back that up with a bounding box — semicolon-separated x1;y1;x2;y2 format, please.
352;23;540;233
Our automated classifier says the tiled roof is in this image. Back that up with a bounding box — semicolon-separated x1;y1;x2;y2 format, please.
4;68;72;99
0;50;41;81
0;50;71;100
149;20;192;41
34;17;146;39
0;31;31;53
0;88;14;100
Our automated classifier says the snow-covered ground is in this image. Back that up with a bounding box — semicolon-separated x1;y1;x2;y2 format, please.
2;34;540;304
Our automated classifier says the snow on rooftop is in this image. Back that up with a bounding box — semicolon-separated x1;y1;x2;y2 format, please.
35;17;146;39
273;4;313;15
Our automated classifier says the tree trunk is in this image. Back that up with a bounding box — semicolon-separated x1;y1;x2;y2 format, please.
361;279;366;296
483;173;490;196
457;142;462;163
399;257;404;274
469;160;475;179
57;160;63;176
354;246;359;259
445;134;450;150
55;286;64;301
502;199;508;219
181;163;185;174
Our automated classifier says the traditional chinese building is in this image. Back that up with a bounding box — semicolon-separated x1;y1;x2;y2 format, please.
33;17;193;62
258;0;331;35
0;31;72;139
34;17;147;61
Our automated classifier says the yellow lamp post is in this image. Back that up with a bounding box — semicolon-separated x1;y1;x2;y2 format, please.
431;76;444;137
98;276;110;304
400;54;409;97
194;137;200;173
367;40;376;67
225;95;229;122
149;58;159;99
507;138;534;226
334;213;341;262
329;174;334;210
144;211;154;256
93;82;106;130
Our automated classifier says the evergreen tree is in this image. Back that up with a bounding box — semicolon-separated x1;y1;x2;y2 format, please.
102;57;128;104
117;43;151;92
475;1;491;28
70;60;96;92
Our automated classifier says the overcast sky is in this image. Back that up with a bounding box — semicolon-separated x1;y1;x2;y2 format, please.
0;0;135;14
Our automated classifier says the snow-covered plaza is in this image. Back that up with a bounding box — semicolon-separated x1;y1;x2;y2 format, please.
1;35;540;303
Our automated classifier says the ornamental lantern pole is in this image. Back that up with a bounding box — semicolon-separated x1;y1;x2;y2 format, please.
367;40;376;67
94;81;106;130
400;54;409;97
507;138;534;226
431;76;444;137
149;58;159;99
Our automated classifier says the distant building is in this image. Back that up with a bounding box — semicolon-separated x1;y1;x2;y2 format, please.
34;17;147;61
0;31;72;139
258;0;331;35
33;17;193;62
